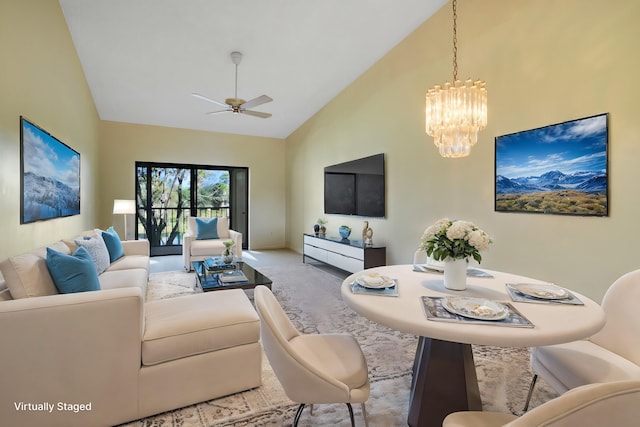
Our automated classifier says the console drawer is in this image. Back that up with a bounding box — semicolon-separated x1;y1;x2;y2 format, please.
327;251;364;273
303;244;328;263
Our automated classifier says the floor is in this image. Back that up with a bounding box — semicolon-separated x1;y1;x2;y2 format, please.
150;248;322;274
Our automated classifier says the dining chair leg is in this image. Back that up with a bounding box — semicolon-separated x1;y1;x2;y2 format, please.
346;403;355;427
361;402;369;427
309;403;314;415
523;374;538;412
292;403;306;427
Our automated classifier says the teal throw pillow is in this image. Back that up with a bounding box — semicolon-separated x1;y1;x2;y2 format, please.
102;226;124;262
46;246;101;294
196;217;219;240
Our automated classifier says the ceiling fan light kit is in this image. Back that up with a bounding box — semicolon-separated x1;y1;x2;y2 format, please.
425;0;487;158
192;51;273;119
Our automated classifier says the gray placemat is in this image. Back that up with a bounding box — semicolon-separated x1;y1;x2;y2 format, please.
505;283;584;305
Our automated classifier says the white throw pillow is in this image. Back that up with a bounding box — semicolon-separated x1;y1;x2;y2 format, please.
74;232;110;274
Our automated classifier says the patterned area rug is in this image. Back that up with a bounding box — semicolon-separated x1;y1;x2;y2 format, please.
120;263;558;426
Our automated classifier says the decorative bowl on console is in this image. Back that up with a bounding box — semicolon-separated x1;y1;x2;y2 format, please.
339;225;351;239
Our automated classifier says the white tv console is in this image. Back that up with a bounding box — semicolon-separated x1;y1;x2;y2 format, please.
302;233;386;273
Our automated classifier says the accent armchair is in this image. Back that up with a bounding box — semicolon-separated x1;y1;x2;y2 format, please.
523;268;640;410
182;216;242;271
443;380;640;427
254;285;370;427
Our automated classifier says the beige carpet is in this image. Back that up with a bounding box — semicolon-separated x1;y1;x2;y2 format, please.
119;263;558;427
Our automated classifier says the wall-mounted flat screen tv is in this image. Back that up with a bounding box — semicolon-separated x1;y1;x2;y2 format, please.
324;153;385;217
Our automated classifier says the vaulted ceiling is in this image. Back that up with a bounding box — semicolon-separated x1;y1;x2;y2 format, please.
59;0;448;139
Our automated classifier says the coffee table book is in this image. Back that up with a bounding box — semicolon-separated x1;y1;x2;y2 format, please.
219;270;248;283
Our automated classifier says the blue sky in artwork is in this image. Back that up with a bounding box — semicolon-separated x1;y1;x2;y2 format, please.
496;114;607;179
23;120;80;191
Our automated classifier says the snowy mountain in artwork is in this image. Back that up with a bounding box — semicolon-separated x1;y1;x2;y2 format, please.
496;170;606;194
23;172;80;222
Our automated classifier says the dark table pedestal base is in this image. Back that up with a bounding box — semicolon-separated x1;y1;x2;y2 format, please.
408;337;482;427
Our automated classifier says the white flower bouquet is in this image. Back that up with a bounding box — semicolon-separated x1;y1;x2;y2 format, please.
419;218;492;263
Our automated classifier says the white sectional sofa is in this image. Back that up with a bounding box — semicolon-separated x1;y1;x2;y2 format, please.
0;229;261;427
182;216;243;271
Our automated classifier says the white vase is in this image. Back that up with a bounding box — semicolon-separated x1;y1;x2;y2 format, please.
444;258;467;291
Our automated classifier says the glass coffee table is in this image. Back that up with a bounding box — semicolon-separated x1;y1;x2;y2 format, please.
193;257;272;292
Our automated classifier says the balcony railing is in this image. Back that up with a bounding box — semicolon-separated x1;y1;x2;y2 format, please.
137;206;230;246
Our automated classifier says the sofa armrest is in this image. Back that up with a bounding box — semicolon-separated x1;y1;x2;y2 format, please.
0;288;144;426
122;239;150;256
229;229;243;258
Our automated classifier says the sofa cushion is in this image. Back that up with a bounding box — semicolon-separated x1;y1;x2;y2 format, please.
75;232;110;274
189;239;227;257
99;268;148;296
196;217;219;240
142;289;260;366
0;241;70;299
45;247;101;294
102;227;125;262
107;254;150;272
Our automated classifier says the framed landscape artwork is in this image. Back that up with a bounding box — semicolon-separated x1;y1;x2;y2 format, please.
20;117;80;224
495;113;608;216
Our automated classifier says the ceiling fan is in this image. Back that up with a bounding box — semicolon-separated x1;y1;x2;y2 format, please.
192;51;273;119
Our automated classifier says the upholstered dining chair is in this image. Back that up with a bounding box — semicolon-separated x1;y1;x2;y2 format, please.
523;268;640;411
443;379;640;427
254;285;370;427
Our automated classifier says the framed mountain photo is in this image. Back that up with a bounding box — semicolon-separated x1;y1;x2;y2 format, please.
20;117;80;223
495;113;608;216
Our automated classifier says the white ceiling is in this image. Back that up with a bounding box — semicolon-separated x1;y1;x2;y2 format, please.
59;0;448;139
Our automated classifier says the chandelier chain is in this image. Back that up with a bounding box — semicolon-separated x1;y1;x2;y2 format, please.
425;0;487;158
452;0;458;81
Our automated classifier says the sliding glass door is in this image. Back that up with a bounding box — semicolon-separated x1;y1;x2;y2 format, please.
136;162;248;256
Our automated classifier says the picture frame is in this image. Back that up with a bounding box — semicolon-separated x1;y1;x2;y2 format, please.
495;113;608;216
20;116;80;223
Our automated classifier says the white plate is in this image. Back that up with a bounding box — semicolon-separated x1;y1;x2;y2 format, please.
442;297;509;321
356;274;395;289
513;283;569;300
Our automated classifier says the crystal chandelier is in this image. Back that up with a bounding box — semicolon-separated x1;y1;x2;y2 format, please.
425;0;487;158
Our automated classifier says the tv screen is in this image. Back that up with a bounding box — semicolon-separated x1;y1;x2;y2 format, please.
324;153;385;217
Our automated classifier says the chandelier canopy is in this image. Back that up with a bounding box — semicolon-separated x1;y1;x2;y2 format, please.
425;0;487;158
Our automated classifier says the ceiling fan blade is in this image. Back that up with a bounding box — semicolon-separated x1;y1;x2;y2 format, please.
240;95;273;110
192;93;229;108
206;109;232;115
241;110;272;119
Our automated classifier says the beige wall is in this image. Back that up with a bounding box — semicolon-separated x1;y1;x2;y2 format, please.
286;0;640;302
98;121;286;250
0;0;100;260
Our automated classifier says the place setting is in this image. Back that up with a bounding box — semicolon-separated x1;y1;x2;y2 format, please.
505;282;584;305
350;272;398;297
413;263;494;278
422;295;534;327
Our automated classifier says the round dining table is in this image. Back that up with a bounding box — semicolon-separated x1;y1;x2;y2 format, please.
341;264;606;427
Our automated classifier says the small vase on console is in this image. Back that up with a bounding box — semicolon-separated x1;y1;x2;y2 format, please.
443;258;467;291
